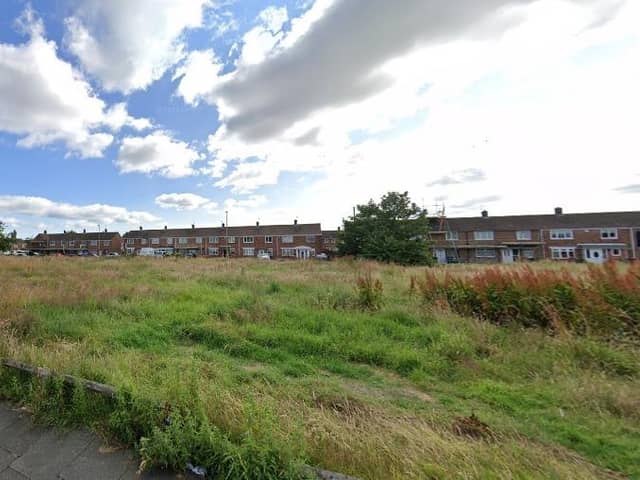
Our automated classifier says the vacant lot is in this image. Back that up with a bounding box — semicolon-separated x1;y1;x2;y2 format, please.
0;257;638;479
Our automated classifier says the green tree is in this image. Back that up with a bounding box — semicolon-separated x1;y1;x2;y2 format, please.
0;221;13;252
338;191;432;265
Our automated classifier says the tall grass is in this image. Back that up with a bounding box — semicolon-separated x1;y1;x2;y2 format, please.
415;261;640;341
0;257;639;479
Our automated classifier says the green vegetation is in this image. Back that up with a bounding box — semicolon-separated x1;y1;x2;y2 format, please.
0;221;12;252
0;257;639;479
338;191;432;265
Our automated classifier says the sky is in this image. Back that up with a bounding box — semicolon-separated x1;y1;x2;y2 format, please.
0;0;638;237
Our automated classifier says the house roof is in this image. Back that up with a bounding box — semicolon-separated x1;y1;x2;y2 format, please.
434;211;640;231
122;223;322;239
31;231;121;242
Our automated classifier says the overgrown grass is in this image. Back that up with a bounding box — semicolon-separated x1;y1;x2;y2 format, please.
0;257;638;479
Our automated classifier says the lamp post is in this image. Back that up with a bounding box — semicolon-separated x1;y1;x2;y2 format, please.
97;224;101;257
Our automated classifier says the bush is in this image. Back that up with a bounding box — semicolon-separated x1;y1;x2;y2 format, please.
414;262;640;341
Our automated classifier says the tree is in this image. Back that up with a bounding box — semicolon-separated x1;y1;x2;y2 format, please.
338;191;433;265
0;221;13;252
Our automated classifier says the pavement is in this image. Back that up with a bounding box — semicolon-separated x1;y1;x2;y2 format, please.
0;402;196;480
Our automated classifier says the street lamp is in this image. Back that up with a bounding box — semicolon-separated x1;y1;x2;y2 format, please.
97;224;101;257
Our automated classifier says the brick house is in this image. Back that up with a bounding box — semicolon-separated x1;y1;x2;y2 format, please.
320;229;340;256
122;221;323;259
431;208;640;264
29;229;122;255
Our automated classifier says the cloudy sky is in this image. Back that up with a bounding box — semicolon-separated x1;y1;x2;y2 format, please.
0;0;638;236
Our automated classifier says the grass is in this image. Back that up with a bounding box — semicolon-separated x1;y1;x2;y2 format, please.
0;256;638;479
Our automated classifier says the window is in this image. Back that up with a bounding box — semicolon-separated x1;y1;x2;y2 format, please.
49;241;56;247
550;229;573;240
282;235;293;243
126;238;134;245
474;231;494;241
151;238;160;245
243;247;255;256
179;237;188;244
140;239;147;245
243;236;254;244
102;240;111;246
600;229;618;239
90;240;98;246
227;236;236;243
166;238;173;245
209;236;218;243
551;247;576;259
265;236;273;243
267;248;274;256
475;248;496;258
522;248;535;259
445;231;459;241
306;235;316;243
281;248;295;257
69;241;75;247
196;237;203;244
208;247;219;256
516;230;532;241
606;248;621;257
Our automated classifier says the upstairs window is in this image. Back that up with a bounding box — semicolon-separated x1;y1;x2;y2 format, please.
265;236;273;243
474;231;494;241
49;241;56;247
227;236;236;243
196;237;203;244
306;235;316;243
126;238;134;245
550;229;573;240
179;237;188;244
516;230;532;241
445;231;459;241
209;236;218;243
90;240;98;246
243;236;254;244
600;229;618;240
102;240;111;246
282;235;293;243
151;238;160;245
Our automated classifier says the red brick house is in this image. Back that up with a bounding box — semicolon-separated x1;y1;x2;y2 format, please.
122;221;323;259
430;208;640;264
29;229;122;255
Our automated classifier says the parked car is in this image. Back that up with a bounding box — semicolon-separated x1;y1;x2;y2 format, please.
315;253;329;260
138;248;156;257
257;252;271;260
14;251;28;257
107;252;120;256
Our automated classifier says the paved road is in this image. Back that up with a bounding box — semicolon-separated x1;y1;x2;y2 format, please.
0;402;195;480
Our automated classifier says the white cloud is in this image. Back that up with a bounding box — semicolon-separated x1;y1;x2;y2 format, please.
236;6;288;67
155;193;216;210
224;195;267;210
115;131;203;178
65;0;211;93
0;8;150;158
0;195;159;226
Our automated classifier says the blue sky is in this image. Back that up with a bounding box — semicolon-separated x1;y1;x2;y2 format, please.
0;0;638;237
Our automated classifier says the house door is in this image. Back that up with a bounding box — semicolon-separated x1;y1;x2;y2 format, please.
501;249;514;264
434;248;447;264
585;247;605;264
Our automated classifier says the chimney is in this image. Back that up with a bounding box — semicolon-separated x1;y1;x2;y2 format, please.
139;226;143;231
44;230;47;235
294;219;298;225
164;225;167;230
63;230;67;234
256;221;259;227
83;228;86;234
222;222;225;228
481;210;488;218
191;224;195;229
337;227;341;232
104;228;107;233
555;207;563;215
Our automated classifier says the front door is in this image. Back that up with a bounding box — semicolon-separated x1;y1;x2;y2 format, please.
434;248;447;264
585;247;605;264
501;248;514;264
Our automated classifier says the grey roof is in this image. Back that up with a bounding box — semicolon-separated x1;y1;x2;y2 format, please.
435;211;640;231
123;223;322;239
31;232;121;241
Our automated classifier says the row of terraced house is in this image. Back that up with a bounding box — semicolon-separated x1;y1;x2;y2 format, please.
27;208;640;263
